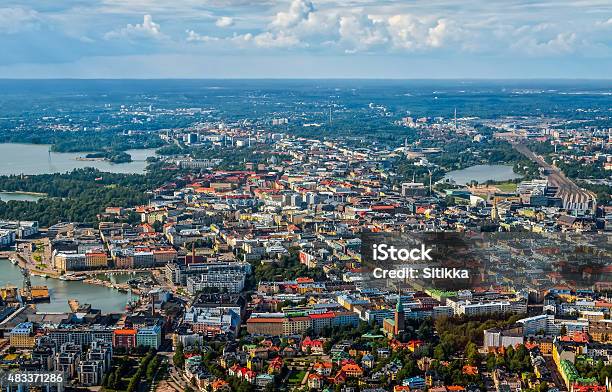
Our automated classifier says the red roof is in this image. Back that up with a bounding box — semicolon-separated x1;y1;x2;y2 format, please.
309;312;335;320
371;205;396;211
296;277;314;283
247;318;284;323
114;329;136;336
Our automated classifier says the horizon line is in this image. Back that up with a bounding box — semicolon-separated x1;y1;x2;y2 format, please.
1;77;612;81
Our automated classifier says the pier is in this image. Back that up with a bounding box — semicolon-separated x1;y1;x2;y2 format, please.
81;276;142;295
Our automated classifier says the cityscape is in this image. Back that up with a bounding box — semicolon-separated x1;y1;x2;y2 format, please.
0;1;611;392
0;78;609;392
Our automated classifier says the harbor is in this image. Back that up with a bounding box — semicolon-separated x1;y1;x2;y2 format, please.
0;257;139;313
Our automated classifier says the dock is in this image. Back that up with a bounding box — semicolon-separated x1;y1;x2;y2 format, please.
28;285;50;302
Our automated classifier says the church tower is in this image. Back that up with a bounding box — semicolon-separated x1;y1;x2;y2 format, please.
491;199;499;222
394;296;405;336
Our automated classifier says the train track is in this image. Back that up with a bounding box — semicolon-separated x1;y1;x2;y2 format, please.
512;142;596;213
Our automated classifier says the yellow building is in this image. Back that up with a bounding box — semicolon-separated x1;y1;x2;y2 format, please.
9;322;36;349
282;316;312;335
589;319;612;343
0;286;19;302
580;311;604;323
537;339;553;355
85;251;109;269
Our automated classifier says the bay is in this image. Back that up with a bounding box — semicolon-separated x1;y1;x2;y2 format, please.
0;143;156;175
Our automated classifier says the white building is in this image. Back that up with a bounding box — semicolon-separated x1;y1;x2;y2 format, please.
186;262;249;294
517;314;552;336
183;306;241;337
53;251;86;271
0;229;16;247
453;300;512;316
136;325;162;349
0;221;39;239
484;328;524;349
176;158;222;169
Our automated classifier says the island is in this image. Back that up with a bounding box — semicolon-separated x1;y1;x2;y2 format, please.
84;150;132;163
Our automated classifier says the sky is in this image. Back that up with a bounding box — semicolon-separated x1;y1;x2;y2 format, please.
1;0;611;78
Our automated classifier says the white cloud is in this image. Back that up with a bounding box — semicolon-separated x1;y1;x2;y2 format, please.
177;0;611;57
596;18;612;27
253;31;303;48
211;31;304;48
215;16;234;27
385;15;467;51
186;29;219;42
426;19;452;48
3;0;612;78
271;0;315;29
238;1;470;53
338;14;388;52
104;14;166;40
0;7;41;34
230;32;254;44
387;14;429;50
511;32;577;55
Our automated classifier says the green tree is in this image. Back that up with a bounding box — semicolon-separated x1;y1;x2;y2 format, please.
106;373;114;389
466;342;481;365
174;342;185;369
147;355;160;381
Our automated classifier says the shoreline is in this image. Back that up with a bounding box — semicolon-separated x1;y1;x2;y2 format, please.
0;257;151;292
0;190;47;197
0;255;60;279
75;157;106;162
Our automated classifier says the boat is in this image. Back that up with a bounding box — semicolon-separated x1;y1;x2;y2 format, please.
59;274;86;281
9;257;18;265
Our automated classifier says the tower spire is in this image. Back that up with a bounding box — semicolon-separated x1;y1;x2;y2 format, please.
394;290;405;336
491;198;499;221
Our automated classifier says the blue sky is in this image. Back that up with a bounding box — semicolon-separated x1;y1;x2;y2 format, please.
1;0;611;78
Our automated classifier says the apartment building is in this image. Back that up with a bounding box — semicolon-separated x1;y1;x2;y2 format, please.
10;322;36;348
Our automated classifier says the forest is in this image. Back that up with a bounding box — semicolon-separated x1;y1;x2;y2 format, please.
85;150;133;163
0;167;183;226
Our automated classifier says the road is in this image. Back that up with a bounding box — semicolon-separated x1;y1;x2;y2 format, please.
512;142;596;212
544;356;568;392
154;352;187;392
